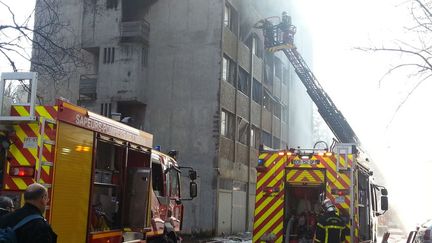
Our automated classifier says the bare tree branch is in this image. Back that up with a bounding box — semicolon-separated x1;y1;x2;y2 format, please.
386;72;432;128
0;0;87;84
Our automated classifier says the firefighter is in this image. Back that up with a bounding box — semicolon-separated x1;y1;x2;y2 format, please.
0;196;14;216
314;199;347;243
280;12;295;45
263;19;275;48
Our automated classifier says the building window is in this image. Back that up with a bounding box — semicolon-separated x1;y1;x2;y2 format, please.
274;101;281;119
251;126;260;149
100;103;112;117
222;55;236;86
142;47;148;67
221;110;234;139
282;106;288;123
261;131;272;148
224;4;237;33
275;58;282;79
224;4;231;30
273;136;281;149
265;64;273;85
237;118;249;145
106;0;118;9
237;67;250;96
233;181;247;191
103;47;115;64
283;67;289;84
263;89;272;112
252;37;257;56
247;35;261;58
252;79;262;104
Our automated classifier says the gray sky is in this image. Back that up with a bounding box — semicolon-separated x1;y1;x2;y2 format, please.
294;0;432;229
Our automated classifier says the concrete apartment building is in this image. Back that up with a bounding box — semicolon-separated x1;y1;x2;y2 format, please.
33;0;314;235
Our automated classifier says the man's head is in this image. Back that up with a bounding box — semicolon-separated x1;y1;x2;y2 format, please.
24;183;49;214
0;196;14;212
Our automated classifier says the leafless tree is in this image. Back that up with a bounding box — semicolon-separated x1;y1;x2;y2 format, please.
0;0;86;83
358;0;432;125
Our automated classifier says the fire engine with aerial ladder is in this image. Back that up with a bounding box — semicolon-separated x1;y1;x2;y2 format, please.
252;13;389;243
0;72;198;243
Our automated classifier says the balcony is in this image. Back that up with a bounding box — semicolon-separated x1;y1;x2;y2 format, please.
120;20;150;44
79;74;97;101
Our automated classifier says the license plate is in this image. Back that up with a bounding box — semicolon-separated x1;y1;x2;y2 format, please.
293;159;319;165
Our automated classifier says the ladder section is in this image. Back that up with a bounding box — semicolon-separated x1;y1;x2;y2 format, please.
282;48;360;145
36;117;56;188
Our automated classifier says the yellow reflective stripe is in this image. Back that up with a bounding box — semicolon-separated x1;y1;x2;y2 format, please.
323;225;345;230
325;228;328;243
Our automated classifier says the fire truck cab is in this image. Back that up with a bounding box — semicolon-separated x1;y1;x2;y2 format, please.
0;72;197;243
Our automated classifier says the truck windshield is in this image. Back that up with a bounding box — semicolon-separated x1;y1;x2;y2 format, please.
151;161;164;197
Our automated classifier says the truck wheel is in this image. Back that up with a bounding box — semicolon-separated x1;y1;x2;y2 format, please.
165;231;178;243
147;233;178;243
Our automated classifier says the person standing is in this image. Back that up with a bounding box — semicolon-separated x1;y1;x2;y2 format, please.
0;196;14;217
0;183;57;243
314;199;347;243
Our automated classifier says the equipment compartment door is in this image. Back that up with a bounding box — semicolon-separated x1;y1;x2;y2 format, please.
284;168;326;243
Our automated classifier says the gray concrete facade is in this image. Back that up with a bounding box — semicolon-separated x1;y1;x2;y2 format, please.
32;0;314;236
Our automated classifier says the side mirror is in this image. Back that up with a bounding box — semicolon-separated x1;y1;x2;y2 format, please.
381;188;388;196
189;170;197;181
190;181;197;198
381;196;388;211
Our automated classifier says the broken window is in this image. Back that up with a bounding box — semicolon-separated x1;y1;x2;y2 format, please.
282;106;289;123
274;101;281;119
263;89;272;112
247;35;261;58
252;79;262;104
264;64;273;85
273;136;280;149
237;118;249;145
250;126;261;149
221;110;235;140
261;131;272;148
275;58;282;79
224;4;238;34
283;67;289;84
222;55;236;86
237;67;250;96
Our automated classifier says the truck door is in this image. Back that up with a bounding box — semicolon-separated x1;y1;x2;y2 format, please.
125;167;151;227
167;160;182;231
151;154;169;232
358;170;372;241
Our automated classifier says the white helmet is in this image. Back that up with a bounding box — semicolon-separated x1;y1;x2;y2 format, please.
321;199;336;213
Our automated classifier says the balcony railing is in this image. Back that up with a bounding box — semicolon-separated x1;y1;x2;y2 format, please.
120;20;150;43
79;74;97;101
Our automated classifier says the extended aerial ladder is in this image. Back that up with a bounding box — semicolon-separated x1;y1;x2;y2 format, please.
255;14;360;145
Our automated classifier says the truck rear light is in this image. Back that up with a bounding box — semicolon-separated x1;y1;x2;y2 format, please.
10;166;35;177
424;229;431;240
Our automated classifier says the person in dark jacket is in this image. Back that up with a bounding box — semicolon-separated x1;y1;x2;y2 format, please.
0;196;14;217
314;199;347;243
0;183;57;243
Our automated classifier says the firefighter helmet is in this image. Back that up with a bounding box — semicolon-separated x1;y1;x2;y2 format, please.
321;199;336;213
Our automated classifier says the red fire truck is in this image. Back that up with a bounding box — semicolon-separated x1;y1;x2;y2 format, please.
0;72;197;243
